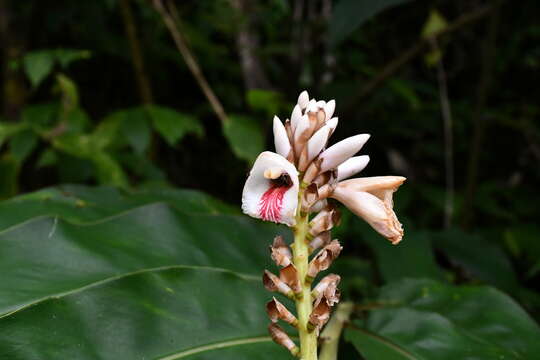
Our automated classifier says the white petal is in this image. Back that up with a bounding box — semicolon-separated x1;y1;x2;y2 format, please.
306;124;331;164
326;117;338;133
242;152;299;226
336;155;370;181
316;100;326;109
294;114;310;143
319;134;370;172
290;104;302;132
337;176;406;193
324;100;335;121
331;186;403;244
298;91;309;109
273;116;291;158
306;99;318;113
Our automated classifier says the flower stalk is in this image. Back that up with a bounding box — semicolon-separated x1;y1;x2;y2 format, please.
292;188;318;359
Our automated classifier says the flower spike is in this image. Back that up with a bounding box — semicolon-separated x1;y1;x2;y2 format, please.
242;90;405;357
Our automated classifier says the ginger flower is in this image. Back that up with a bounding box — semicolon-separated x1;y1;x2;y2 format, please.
241;90;405;243
240;90;406;359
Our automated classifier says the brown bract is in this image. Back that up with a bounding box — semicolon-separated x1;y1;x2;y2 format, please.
268;323;299;355
309;205;341;237
263;270;294;298
266;297;298;327
308;296;331;332
307;240;342;278
280;264;302;294
270;235;292;267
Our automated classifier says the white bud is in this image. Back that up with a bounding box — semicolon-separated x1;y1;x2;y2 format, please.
298;91;310;109
324;100;336;121
319;134;370;173
273;116;291;159
336;155;370;181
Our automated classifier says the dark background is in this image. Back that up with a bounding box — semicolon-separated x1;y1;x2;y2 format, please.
1;0;539;320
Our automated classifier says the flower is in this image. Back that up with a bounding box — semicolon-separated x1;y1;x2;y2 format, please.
241;151;299;226
241;90;405;244
331;176;405;244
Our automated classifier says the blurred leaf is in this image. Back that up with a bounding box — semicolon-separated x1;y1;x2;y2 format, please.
9;130;38;163
120;108;151;154
91;152;129;187
147;105;203;146
346;279;540;359
36;149;58;168
55;73;79;112
53;48;91;68
330;0;411;46
23;51;54;88
246;89;282;116
388;79;422;109
21;103;59;132
434;228;518;292
0;156;19;199
223;115;264;163
421;9;448;39
0;186;290;359
355;220;445;283
0;122;27;147
91;113;124;150
64;107;91;134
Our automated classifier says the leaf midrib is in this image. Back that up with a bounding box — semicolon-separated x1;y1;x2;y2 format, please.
0;265;259;319
157;336;272;359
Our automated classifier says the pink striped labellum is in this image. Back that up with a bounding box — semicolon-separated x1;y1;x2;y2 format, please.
242;152;299;226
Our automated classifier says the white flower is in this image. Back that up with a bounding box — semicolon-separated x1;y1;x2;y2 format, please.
241;151;299;226
331;176;406;244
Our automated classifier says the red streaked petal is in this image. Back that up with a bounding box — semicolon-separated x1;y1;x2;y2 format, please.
259;186;289;223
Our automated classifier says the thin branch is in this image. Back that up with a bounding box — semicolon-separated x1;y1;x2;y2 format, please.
431;38;454;229
229;0;272;90
319;302;353;360
151;0;228;125
462;1;502;227
351;3;497;103
119;0;154;104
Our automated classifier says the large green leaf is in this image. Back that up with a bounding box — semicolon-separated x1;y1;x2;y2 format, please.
329;0;411;46
353;220;445;283
0;186;290;358
345;279;540;359
0;184;235;231
433;228;518;292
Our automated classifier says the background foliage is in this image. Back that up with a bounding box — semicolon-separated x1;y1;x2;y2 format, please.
0;0;539;358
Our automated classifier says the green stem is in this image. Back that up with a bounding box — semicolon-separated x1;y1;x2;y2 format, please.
292;193;318;360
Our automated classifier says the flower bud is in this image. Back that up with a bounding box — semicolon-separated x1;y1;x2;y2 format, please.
324;100;336;121
297;90;309;110
273;116;292;160
303;134;370;184
336;155;370;181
